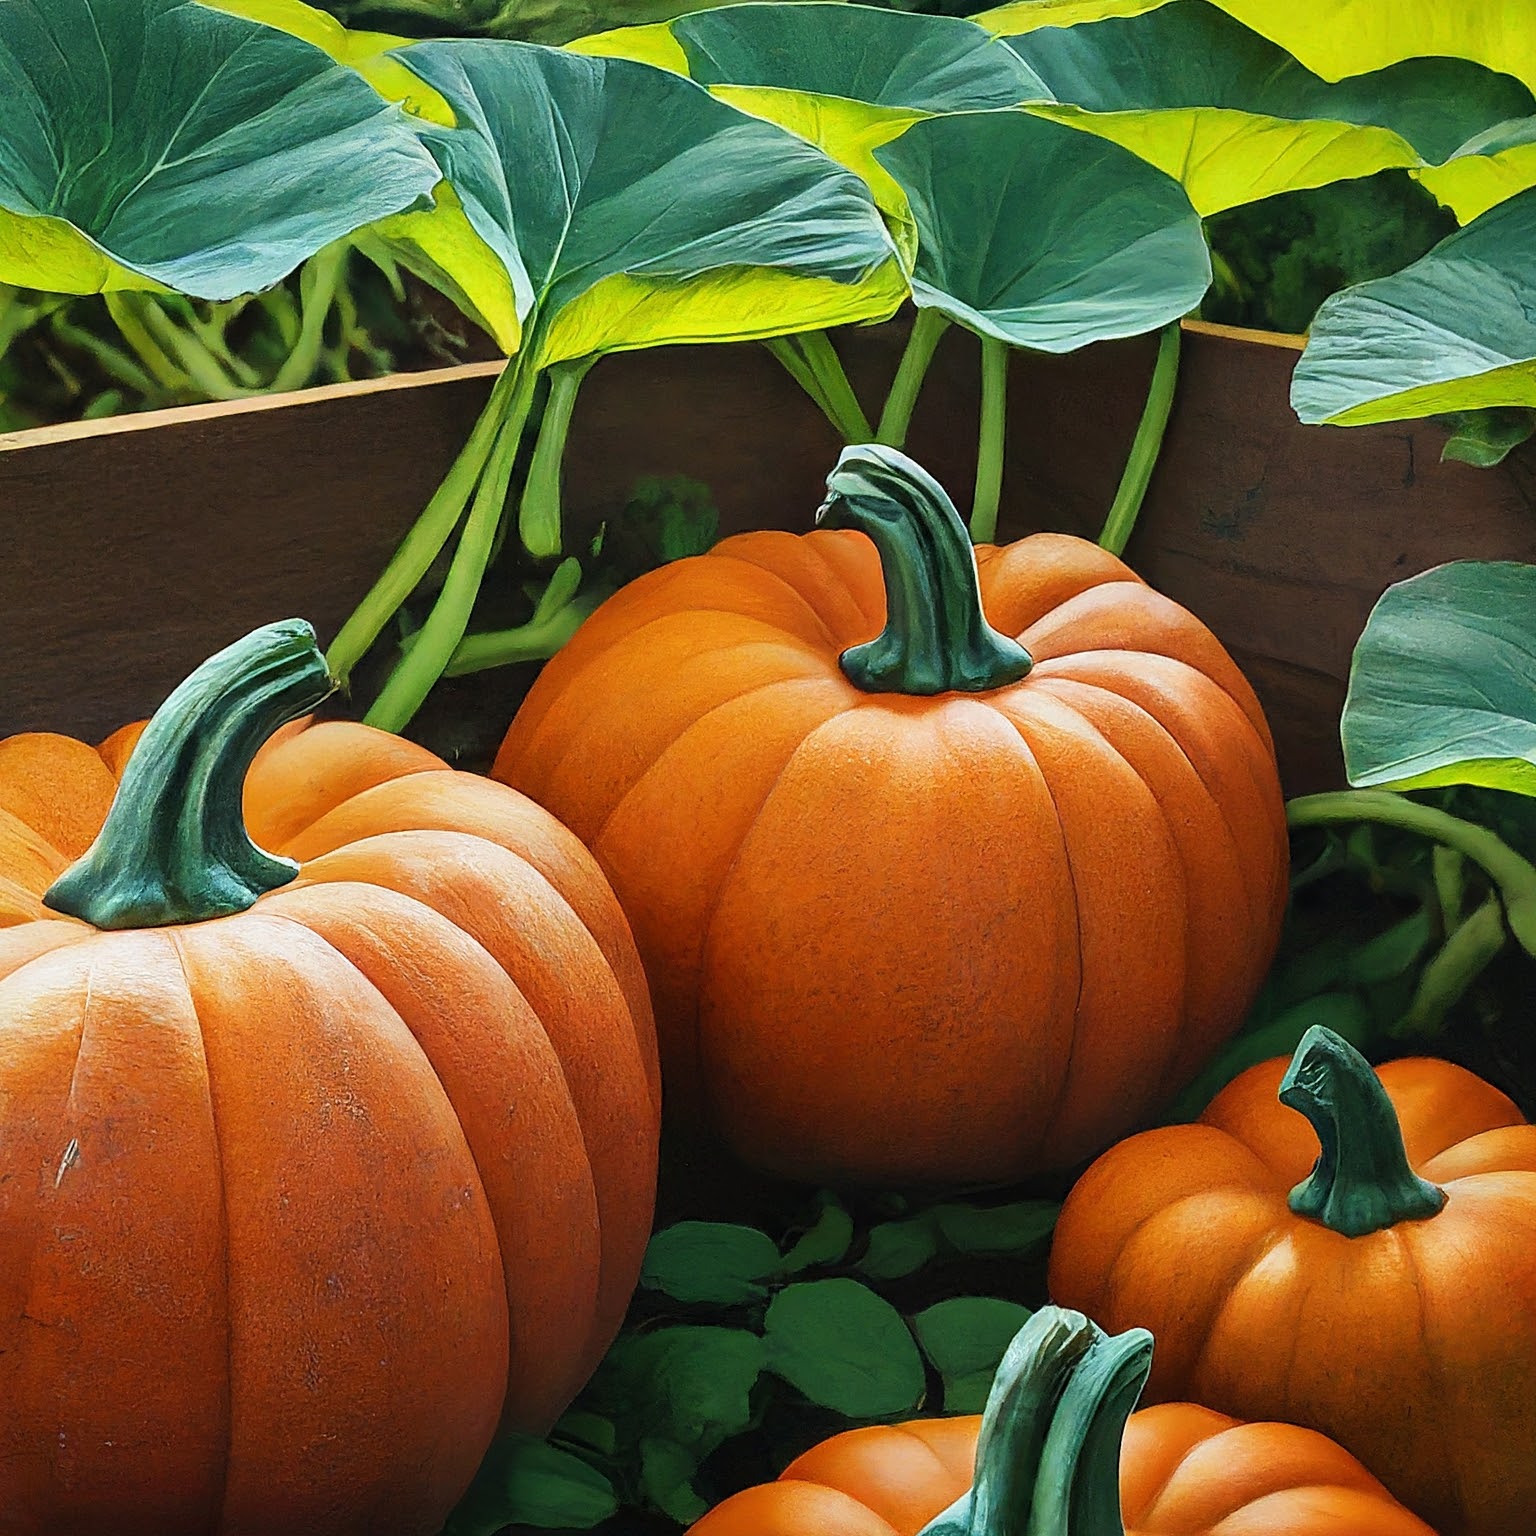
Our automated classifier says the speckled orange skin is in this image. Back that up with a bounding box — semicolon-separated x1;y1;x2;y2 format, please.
0;718;659;1536
1049;1054;1536;1536
685;1400;1435;1536
494;528;1287;1186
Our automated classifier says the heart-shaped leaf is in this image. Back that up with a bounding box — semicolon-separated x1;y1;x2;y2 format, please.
444;1437;618;1535
994;0;1533;216
763;1279;926;1417
913;1297;1033;1413
873;108;1211;351
1291;188;1536;426
0;0;441;298
640;1221;783;1304
1342;561;1536;795
384;39;906;358
573;4;1047;229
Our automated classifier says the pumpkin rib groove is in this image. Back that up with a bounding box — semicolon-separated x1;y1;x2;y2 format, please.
1185;1221;1297;1394
1030;667;1267;934
985;703;1087;1164
692;709;846;1134
801;530;886;633
167;931;236;1536
1397;1225;1465;1535
700;546;853;648
591;675;849;856
256;892;600;1429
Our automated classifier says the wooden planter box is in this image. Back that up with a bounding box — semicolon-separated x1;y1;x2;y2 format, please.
6;318;1534;794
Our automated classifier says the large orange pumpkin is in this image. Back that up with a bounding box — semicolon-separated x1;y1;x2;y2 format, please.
688;1305;1434;1536
494;445;1287;1185
0;621;659;1536
1049;1024;1536;1536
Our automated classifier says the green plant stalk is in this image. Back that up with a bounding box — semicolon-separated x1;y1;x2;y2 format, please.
1395;892;1506;1039
1288;790;1536;955
519;355;596;560
1098;322;1181;558
969;335;1009;544
123;293;255;401
795;330;873;441
48;311;164;402
365;363;539;731
764;336;849;437
103;293;188;396
444;557;600;675
877;308;950;449
270;242;352;393
326;359;525;686
176;293;263;389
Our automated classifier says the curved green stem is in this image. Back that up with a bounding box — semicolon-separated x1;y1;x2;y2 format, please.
764;335;840;429
519;355;595;560
796;330;873;442
326;359;522;686
443;557;598;676
44;621;333;929
1396;892;1506;1040
918;1307;1152;1536
365;364;538;731
970;335;1009;544
877;308;950;448
1287;790;1536;955
816;444;1032;695
1098;323;1181;558
103;293;187;396
1279;1025;1447;1237
125;295;252;401
269;242;350;393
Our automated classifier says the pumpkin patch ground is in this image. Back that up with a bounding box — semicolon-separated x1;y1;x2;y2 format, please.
7;1;1536;1534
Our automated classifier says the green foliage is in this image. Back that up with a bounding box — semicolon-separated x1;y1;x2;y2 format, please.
1200;170;1456;335
452;1185;1056;1532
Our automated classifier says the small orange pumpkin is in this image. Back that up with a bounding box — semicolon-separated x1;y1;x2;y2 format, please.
0;621;659;1536
688;1305;1435;1536
495;445;1287;1185
1049;1024;1536;1536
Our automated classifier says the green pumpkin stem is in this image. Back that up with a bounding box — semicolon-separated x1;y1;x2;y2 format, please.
816;444;1033;695
1280;1025;1447;1238
918;1307;1153;1536
44;620;335;930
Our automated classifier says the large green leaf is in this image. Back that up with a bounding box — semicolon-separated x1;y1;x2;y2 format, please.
1418;115;1536;223
1342;561;1536;795
873;109;1211;350
385;40;905;358
1200;0;1536;94
1291;187;1536;426
571;4;1046;235
992;0;1533;216
0;0;441;298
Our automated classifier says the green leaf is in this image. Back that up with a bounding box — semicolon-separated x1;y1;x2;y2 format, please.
1292;189;1536;428
913;1297;1032;1412
859;1216;942;1280
588;1325;766;1450
1440;407;1536;467
386;40;906;359
996;0;1533;216
638;1438;710;1525
573;5;1045;233
782;1196;856;1272
0;0;441;298
873;108;1211;351
1341;561;1536;796
764;1279;927;1417
933;1200;1059;1256
640;1221;784;1304
444;1436;617;1534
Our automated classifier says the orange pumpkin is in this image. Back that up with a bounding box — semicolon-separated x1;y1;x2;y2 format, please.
0;621;659;1536
494;445;1287;1185
1049;1024;1536;1536
688;1305;1435;1536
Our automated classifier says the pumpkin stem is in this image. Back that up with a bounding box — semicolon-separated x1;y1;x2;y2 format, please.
816;444;1033;695
917;1306;1153;1536
44;620;334;930
1280;1025;1447;1238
